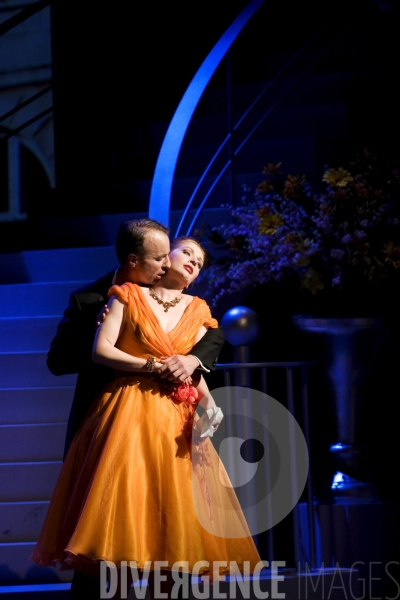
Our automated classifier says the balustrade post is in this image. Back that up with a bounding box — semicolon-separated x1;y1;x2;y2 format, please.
221;306;260;387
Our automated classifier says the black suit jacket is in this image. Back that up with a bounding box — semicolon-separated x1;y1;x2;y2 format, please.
47;271;225;456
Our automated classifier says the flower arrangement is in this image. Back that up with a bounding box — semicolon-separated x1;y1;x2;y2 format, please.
200;148;400;315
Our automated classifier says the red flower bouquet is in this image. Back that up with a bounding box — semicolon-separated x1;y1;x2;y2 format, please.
171;383;199;405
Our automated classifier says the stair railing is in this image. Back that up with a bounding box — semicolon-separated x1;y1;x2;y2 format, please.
178;21;355;237
148;2;359;235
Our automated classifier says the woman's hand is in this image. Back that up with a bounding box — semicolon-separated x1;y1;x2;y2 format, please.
196;406;224;439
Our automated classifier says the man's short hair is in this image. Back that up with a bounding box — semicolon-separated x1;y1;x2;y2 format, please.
115;218;170;264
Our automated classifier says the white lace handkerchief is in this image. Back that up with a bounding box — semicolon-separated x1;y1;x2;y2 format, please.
197;407;224;439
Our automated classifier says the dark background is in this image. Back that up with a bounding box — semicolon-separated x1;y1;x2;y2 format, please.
50;0;249;215
47;0;400;216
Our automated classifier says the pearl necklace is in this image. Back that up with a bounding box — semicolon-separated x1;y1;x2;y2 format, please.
149;288;182;312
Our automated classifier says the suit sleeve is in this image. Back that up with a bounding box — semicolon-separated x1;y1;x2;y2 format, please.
190;324;225;372
47;292;99;375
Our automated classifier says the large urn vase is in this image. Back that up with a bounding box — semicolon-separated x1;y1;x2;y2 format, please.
293;316;385;501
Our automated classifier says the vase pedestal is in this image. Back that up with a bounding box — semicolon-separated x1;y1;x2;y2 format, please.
293;316;384;501
329;444;376;500
298;500;397;599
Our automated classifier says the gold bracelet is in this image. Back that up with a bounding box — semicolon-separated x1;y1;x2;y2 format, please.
145;357;157;372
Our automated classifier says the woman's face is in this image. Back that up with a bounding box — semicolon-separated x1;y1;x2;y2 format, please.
168;240;204;286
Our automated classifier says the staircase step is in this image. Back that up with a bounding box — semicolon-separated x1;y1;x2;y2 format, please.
0;353;77;388
0;542;72;584
0;317;61;352
0;208;235;283
0;567;362;598
0;424;66;462
0;461;62;502
0;566;362;597
0;502;49;543
0;208;234;259
0;388;74;425
0;582;71;598
0;245;115;285
0;283;87;317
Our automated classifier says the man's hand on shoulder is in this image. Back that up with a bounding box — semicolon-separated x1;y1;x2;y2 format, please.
158;355;200;382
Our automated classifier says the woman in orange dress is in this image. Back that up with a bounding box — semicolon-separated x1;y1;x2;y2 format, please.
30;237;261;597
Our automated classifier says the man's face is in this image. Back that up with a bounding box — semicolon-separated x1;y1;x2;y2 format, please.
129;230;171;285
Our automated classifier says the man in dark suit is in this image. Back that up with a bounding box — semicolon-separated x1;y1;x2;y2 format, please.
48;218;225;458
47;219;225;599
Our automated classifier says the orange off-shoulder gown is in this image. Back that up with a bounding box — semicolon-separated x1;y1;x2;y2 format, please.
30;283;261;577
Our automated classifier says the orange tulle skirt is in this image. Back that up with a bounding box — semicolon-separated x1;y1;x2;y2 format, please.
30;374;261;578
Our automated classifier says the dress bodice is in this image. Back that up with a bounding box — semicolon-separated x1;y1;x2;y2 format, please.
108;283;218;360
